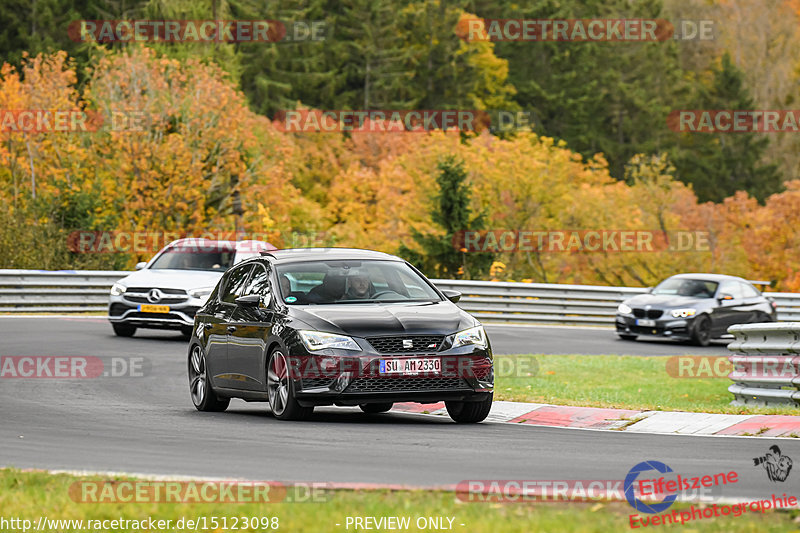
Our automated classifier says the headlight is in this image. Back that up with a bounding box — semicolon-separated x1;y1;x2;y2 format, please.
671;308;697;318
298;331;361;351
188;287;215;299
453;325;487;349
617;303;632;314
110;283;126;296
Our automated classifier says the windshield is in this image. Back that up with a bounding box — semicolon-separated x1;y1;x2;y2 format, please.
652;278;718;298
275;260;441;304
148;247;236;271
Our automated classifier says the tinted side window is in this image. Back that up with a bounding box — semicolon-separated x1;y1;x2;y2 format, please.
741;282;760;298
719;281;743;299
221;265;253;304
245;265;272;296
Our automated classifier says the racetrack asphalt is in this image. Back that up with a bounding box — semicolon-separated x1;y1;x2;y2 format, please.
0;317;791;501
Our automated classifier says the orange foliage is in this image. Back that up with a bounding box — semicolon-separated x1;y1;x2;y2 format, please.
4;48;800;289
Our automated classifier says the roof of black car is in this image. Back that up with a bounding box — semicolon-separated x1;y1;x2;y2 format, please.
258;247;402;264
670;273;747;282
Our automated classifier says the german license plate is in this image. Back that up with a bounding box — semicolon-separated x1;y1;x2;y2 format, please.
139;304;170;313
379;358;441;375
636;319;656;327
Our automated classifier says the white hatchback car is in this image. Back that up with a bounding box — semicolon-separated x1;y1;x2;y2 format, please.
108;238;275;337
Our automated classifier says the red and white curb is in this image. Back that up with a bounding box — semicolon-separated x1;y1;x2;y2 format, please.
391;401;800;437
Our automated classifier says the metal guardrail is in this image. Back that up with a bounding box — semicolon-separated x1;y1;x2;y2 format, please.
727;322;800;406
2;270;800;326
0;270;130;313
431;279;646;326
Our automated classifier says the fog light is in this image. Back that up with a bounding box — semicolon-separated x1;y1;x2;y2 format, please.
321;358;338;373
333;372;352;392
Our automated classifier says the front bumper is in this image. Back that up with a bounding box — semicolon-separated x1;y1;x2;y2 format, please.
108;293;205;329
615;313;693;339
289;344;493;407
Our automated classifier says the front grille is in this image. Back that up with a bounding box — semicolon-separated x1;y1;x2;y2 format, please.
344;377;470;393
126;287;187;295
124;287;188;304
632;308;663;319
366;335;445;354
302;378;333;389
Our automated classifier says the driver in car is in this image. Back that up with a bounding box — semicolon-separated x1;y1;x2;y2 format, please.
344;269;374;300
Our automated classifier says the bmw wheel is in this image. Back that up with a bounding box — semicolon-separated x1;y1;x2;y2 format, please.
188;345;229;412
691;316;712;347
267;349;313;421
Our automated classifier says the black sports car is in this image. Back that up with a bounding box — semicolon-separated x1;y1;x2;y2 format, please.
615;273;777;346
187;248;493;422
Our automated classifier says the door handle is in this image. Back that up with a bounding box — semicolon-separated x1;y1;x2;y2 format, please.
227;326;237;333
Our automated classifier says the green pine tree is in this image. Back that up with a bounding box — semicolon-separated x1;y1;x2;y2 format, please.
671;52;782;202
400;156;493;280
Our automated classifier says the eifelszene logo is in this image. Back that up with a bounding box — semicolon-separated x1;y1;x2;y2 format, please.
753;446;792;482
624;461;677;514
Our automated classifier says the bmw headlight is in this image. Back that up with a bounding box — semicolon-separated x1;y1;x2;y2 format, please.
110;282;126;296
453;325;487;349
671;308;697;318
617;303;632;315
188;287;215;300
298;330;361;351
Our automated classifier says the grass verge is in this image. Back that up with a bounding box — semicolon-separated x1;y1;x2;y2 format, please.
1;469;797;532
494;354;800;416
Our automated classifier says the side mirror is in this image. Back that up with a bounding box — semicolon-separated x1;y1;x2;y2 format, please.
235;294;262;307
718;293;734;303
135;262;147;270
442;289;461;303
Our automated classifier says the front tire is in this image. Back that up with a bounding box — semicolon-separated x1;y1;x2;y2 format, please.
360;403;393;414
188;345;229;412
267;349;313;421
446;393;493;423
691;315;712;347
112;323;136;337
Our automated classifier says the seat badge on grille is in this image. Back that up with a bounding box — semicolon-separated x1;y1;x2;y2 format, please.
402;339;413;348
427;343;437;349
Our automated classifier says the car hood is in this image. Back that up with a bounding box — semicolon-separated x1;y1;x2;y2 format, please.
117;269;224;290
624;293;713;308
289;301;475;337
